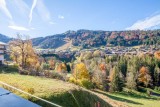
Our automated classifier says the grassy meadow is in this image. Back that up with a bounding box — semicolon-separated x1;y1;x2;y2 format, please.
0;69;111;107
94;89;160;107
1;66;160;107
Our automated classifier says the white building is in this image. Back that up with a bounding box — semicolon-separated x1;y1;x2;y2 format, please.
0;42;6;64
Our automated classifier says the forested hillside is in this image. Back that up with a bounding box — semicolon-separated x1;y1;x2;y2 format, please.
0;34;11;43
1;29;160;48
32;29;160;49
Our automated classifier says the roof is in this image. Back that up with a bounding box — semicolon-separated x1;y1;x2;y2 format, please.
0;88;41;107
0;42;7;45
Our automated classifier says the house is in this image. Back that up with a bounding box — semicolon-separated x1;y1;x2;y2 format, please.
0;42;7;65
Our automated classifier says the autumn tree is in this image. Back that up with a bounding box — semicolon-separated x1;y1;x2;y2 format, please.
48;58;55;70
55;63;67;73
138;66;152;87
9;34;39;73
99;63;106;71
92;67;107;90
154;51;160;60
73;62;90;80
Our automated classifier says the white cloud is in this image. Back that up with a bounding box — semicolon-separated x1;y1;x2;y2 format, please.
36;0;52;22
29;0;37;25
126;14;160;30
58;15;64;19
49;21;56;25
10;0;30;17
29;0;53;24
8;25;29;31
0;0;12;19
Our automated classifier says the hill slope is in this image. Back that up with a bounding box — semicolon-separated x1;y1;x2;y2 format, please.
0;34;11;43
32;29;160;49
0;73;112;107
1;29;160;49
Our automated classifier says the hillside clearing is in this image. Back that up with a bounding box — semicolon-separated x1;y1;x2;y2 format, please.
55;38;72;52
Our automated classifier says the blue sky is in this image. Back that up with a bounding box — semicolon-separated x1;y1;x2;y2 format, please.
0;0;160;38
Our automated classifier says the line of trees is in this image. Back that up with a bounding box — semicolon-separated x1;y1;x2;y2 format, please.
69;50;160;92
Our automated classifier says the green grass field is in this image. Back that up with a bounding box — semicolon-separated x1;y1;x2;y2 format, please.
1;65;160;107
0;72;111;107
94;89;160;107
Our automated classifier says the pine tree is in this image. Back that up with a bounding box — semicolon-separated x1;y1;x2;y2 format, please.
126;61;138;90
126;71;137;90
154;65;160;86
109;66;123;92
118;57;127;77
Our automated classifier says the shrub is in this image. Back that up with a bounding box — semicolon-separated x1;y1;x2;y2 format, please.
80;79;93;89
146;89;151;96
18;68;30;75
154;86;158;91
52;72;66;81
69;76;77;83
158;87;160;91
27;88;35;94
44;70;66;81
69;77;93;89
43;63;50;70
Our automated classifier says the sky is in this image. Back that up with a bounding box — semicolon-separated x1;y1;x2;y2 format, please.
0;0;160;38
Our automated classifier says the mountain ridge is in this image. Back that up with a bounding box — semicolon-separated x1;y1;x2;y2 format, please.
32;29;160;49
0;34;11;43
1;29;160;49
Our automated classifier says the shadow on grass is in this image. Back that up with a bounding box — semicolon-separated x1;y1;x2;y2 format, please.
118;91;158;100
33;90;112;107
94;90;143;105
0;65;18;74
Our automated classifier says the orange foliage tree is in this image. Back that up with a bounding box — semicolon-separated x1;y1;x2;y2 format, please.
138;66;152;87
56;63;67;73
99;63;106;71
48;59;55;70
154;51;160;60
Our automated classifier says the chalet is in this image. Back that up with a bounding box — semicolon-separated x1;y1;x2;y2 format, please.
0;42;6;65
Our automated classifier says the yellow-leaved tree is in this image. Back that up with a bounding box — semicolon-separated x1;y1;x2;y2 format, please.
73;62;90;80
9;34;40;74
